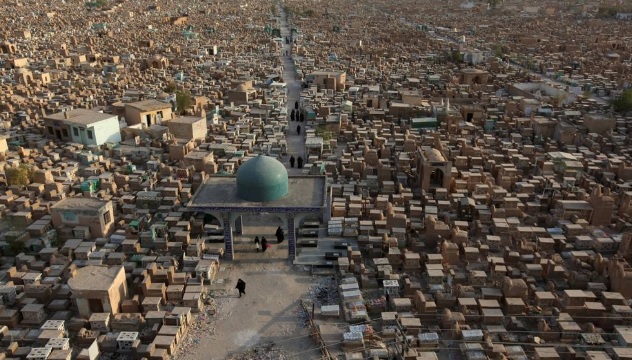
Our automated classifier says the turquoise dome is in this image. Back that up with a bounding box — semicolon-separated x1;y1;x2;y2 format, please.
236;155;288;202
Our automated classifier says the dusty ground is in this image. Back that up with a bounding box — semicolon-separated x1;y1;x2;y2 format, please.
175;214;326;360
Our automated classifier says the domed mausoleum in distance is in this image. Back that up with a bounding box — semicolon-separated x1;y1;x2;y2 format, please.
236;155;289;202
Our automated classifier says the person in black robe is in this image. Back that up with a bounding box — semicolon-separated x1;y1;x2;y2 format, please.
254;236;260;252
290;155;295;168
275;226;285;244
297;156;304;169
261;237;268;252
235;279;246;298
294;101;299;109
291;109;296;121
297;125;301;135
299;112;304;122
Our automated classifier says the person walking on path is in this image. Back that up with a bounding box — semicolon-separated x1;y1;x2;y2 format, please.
299;112;304;122
297;156;304;169
290;155;295;168
291;109;295;121
275;226;285;244
254;236;260;252
294;101;299;110
261;237;268;252
235;279;246;298
297;125;301;135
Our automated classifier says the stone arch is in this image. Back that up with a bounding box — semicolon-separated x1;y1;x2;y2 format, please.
146;56;168;70
0;43;15;54
229;213;242;235
42;73;50;84
15;71;33;85
227;212;289;238
273;213;290;230
431;168;445;187
194;211;221;226
294;212;321;227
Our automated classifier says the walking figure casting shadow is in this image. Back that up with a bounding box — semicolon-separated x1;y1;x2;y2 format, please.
235;278;246;298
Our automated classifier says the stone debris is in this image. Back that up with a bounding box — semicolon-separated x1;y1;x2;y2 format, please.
172;290;233;360
296;276;341;327
100;354;133;360
295;304;311;328
307;276;340;306
225;342;294;360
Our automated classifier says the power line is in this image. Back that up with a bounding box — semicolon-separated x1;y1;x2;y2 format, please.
313;310;632;326
203;297;632;353
285;327;410;358
307;320;628;337
203;300;626;359
277;322;619;360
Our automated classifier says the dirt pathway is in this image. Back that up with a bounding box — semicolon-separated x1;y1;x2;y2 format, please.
278;5;306;175
176;214;324;360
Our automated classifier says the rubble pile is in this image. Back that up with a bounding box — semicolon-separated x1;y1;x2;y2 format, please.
225;342;294;360
307;276;340;306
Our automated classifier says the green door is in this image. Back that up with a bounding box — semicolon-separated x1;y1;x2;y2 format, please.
79;128;88;144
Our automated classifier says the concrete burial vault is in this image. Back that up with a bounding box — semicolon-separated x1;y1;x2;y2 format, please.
187;154;328;260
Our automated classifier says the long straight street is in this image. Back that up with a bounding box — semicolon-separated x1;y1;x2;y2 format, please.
278;6;306;175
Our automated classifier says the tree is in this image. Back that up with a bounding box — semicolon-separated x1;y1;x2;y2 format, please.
488;0;501;9
450;49;462;63
164;81;177;93
5;164;32;187
612;89;632;113
85;0;105;8
7;241;27;256
315;125;333;141
175;90;193;115
494;44;504;58
597;6;618;18
553;92;569;108
74;80;85;91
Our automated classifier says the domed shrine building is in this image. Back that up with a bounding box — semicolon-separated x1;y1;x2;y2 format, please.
187;155;328;260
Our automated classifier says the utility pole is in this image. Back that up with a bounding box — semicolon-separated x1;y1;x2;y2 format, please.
390;314;410;360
